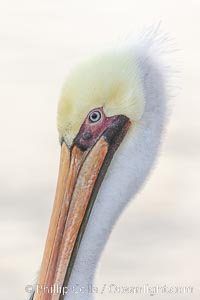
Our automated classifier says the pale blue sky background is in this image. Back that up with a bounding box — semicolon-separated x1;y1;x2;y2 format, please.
0;1;200;299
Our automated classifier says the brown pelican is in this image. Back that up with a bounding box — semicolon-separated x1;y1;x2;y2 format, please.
31;31;168;300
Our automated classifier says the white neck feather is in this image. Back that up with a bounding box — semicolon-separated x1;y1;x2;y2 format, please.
65;39;168;300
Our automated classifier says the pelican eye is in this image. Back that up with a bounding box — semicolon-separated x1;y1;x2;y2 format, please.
89;110;102;123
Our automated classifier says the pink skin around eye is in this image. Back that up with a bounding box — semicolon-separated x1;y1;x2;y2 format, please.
73;107;118;150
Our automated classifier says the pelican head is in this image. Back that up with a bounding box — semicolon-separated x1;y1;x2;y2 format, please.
58;51;145;146
34;39;167;300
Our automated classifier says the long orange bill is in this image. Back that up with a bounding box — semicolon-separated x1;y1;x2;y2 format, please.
33;115;131;300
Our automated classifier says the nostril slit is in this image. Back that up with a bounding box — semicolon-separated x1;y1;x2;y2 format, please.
83;132;92;140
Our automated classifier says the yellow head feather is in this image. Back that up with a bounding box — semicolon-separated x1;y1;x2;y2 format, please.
57;49;145;145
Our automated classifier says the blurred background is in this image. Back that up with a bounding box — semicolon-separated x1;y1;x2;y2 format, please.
0;0;200;299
